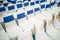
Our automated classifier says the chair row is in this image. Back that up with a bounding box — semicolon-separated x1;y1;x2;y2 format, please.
0;0;60;40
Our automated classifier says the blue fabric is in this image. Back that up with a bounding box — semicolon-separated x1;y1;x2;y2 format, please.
46;4;51;8
41;4;45;9
27;10;33;15
17;13;25;19
7;0;16;2
0;7;6;12
0;1;3;3
24;2;29;7
7;0;11;2
7;0;16;4
34;7;40;12
3;15;14;23
40;0;46;3
30;2;35;6
36;1;39;4
0;4;1;6
11;1;16;4
51;2;54;6
3;3;8;7
50;1;56;6
28;0;31;2
8;5;15;10
17;4;22;8
23;0;27;2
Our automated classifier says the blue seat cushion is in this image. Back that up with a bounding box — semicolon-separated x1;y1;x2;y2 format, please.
46;4;51;8
24;2;29;7
0;7;6;12
17;3;22;8
30;2;35;6
3;15;14;23
40;0;46;3
34;7;40;12
41;4;45;9
17;12;25;19
3;3;8;7
8;5;15;10
27;10;33;15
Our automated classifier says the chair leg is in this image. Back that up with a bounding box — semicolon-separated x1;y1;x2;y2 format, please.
44;20;47;33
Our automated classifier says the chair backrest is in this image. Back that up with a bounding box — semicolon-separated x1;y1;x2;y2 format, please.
3;13;23;39
30;1;35;9
0;4;6;23
8;3;15;11
40;0;46;4
40;0;46;12
24;1;34;19
50;0;56;8
40;4;46;12
7;0;17;4
0;7;6;13
16;0;22;3
27;9;34;19
16;2;24;14
17;12;26;22
28;0;31;2
3;0;8;7
7;3;17;18
0;7;6;17
3;14;17;28
34;0;41;15
24;0;35;11
34;7;40;15
45;0;51;10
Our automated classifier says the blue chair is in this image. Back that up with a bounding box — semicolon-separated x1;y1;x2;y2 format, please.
3;14;22;40
17;12;33;40
50;0;60;20
26;8;45;40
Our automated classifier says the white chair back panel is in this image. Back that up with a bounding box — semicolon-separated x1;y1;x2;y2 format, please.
28;13;34;18
27;9;34;18
35;10;40;15
17;8;25;14
5;20;17;28
25;6;33;11
0;30;9;40
18;17;27;23
8;3;16;13
42;11;52;20
36;13;46;21
30;0;35;2
3;15;23;38
41;4;46;12
18;20;33;31
18;30;33;40
0;24;9;40
34;4;40;8
17;12;27;22
0;17;3;23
